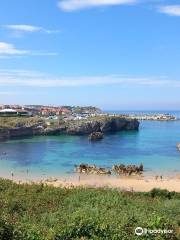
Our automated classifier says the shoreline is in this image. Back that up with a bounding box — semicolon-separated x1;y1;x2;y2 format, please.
8;173;180;192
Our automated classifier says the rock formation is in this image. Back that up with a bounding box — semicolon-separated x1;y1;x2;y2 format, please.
112;164;143;176
0;126;44;140
88;132;104;141
75;163;144;176
0;116;139;140
177;143;180;151
65;117;139;135
75;164;111;175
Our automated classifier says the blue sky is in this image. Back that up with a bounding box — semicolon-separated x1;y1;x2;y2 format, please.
0;0;180;110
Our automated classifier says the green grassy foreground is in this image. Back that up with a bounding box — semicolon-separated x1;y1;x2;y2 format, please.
0;179;179;240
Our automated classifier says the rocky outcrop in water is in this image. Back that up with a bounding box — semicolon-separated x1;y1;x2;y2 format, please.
88;132;104;141
177;143;180;151
65;117;139;135
0;126;44;140
75;163;143;176
75;164;111;175
112;164;143;176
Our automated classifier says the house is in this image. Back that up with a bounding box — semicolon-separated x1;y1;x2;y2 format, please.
0;109;30;117
0;109;17;116
16;109;32;116
60;108;71;115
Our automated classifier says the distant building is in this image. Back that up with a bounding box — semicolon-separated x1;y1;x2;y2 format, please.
60;108;71;115
40;107;71;117
16;109;32;116
0;109;30;117
0;109;17;116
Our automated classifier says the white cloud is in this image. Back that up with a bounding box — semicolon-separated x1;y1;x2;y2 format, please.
3;24;60;34
58;0;137;11
158;5;180;16
0;42;29;55
0;69;179;88
0;42;58;57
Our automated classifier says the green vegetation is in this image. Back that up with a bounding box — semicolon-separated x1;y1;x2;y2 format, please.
66;115;128;127
0;117;45;129
0;115;130;131
0;179;179;239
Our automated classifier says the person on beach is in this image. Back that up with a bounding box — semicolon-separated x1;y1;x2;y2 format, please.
11;171;14;180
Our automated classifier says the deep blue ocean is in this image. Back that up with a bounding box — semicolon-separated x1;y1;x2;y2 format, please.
0;111;180;179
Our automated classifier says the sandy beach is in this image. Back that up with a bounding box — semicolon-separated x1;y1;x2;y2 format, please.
31;174;180;192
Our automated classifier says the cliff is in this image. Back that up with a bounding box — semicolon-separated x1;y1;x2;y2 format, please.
0;126;44;140
0;116;139;140
65;117;139;135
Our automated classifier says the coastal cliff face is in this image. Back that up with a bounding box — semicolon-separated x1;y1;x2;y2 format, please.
66;117;139;135
0;126;44;140
0;117;139;139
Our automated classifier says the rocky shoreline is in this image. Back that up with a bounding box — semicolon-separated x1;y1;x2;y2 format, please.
177;143;180;151
0;116;139;140
75;163;144;176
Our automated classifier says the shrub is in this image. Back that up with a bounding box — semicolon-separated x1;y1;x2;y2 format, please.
0;180;179;239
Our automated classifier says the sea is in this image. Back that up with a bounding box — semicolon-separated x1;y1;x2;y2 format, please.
0;110;180;180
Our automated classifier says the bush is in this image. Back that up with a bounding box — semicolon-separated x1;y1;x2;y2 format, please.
0;179;179;239
149;188;176;199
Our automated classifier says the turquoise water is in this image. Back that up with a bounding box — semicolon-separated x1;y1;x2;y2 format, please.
0;119;180;179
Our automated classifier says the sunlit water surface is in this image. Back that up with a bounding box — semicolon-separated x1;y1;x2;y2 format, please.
0;115;180;180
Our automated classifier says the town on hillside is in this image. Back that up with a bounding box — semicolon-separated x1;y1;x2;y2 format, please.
0;104;102;120
0;104;177;121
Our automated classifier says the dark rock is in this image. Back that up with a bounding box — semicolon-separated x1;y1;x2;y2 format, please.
9;127;33;138
88;132;104;141
43;126;66;135
75;164;111;175
0;129;10;140
66;121;100;135
112;164;144;176
139;163;144;172
177;143;180;151
65;117;139;135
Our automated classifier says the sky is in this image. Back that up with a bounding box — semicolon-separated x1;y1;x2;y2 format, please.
0;0;180;110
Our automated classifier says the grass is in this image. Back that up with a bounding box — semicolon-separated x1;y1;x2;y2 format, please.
0;117;45;129
0;179;179;239
0;115;132;132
